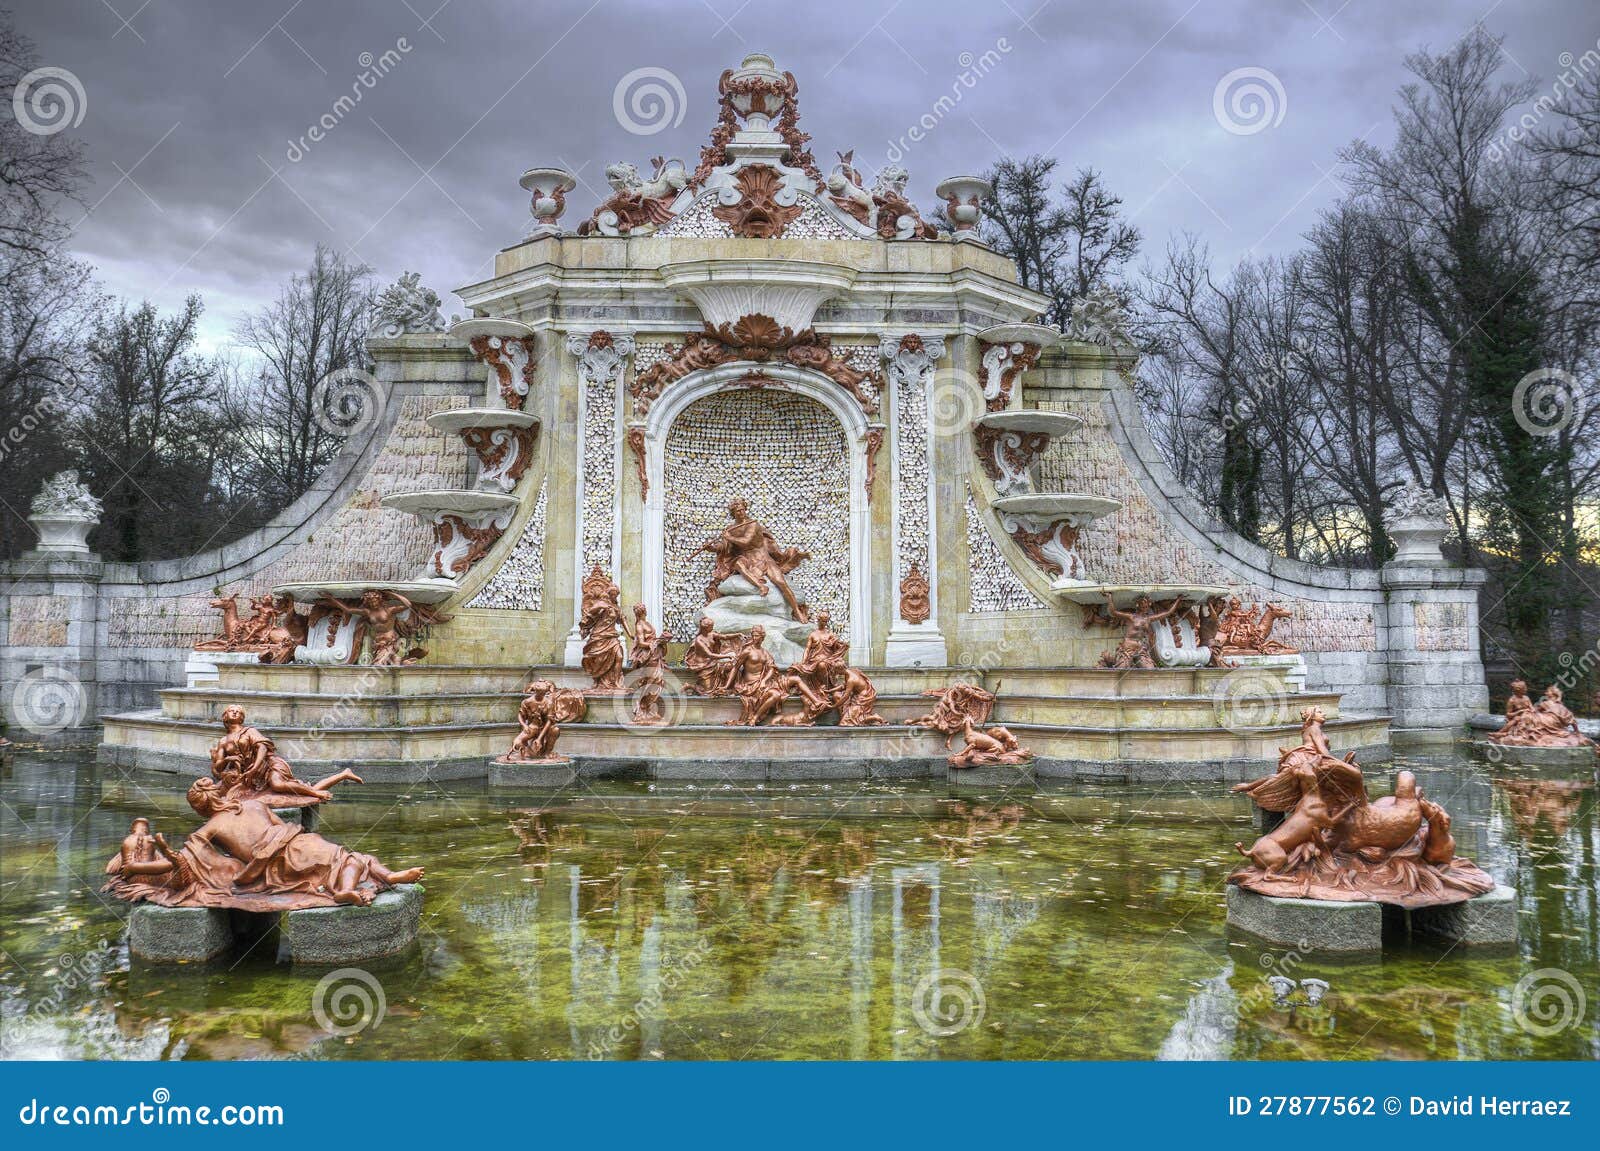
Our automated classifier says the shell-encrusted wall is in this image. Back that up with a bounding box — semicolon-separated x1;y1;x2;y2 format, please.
469;477;548;610
662;389;851;641
964;487;1044;613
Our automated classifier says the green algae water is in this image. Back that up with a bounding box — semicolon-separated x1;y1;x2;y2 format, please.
2;747;1595;1061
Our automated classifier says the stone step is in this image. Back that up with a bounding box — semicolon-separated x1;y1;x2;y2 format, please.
98;709;1390;779
158;684;1338;730
206;661;1296;700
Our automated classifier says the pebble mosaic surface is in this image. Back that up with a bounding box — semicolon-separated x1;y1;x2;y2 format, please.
964;486;1045;613
661;389;852;642
468;477;548;611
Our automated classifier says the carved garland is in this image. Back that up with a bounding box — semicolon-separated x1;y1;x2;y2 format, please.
630;313;880;416
626;426;648;499
468;334;537;410
864;427;884;502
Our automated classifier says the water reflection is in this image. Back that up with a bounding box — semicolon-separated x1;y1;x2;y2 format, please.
0;749;1595;1061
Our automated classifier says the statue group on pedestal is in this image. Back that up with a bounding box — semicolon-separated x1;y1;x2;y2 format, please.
1489;681;1596;751
196;588;449;667
1230;707;1493;907
104;710;423;912
1093;592;1299;670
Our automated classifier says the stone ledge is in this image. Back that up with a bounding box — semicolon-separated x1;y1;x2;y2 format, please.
1404;885;1518;948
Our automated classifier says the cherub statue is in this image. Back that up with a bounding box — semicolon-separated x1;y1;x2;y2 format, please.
501;679;587;763
371;271;444;337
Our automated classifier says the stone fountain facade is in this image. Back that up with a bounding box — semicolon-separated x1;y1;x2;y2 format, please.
1;54;1487;773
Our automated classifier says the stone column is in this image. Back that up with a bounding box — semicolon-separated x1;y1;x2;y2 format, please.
881;333;949;667
1;472;104;736
563;330;633;665
1380;484;1489;743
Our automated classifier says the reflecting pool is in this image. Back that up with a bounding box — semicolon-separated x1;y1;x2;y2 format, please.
2;747;1595;1060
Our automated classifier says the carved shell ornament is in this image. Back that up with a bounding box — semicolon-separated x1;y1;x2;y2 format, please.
712;164;803;238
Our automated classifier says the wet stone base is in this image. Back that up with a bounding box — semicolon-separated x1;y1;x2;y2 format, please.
278;885;423;965
1226;886;1382;953
126;886;423;965
129;906;232;963
1394;885;1519;948
488;758;577;787
1467;741;1598;776
1226;884;1519;954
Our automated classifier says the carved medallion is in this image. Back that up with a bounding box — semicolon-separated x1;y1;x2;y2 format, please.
899;562;931;625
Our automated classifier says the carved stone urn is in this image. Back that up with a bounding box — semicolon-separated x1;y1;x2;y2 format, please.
935;175;993;233
519;166;577;235
27;470;102;555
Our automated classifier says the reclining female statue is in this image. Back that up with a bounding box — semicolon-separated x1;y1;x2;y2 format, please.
105;777;424;911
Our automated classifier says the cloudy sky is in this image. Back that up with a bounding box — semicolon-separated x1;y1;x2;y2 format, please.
12;0;1598;350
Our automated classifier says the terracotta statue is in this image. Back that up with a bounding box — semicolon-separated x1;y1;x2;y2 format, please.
1502;679;1534;723
193;593;246;651
911;683;996;738
1489;684;1595;749
501;679;588;763
786;609;848;716
578;566;629;693
683;618;736;695
210;706;362;807
320;589;444;666
104;778;424;911
629;604;671;725
1216;598;1298;656
1187;595;1235;668
701;497;810;622
948;716;1032;768
259;594;308;664
835;666;886;727
1230;707;1496;907
1097;593;1184;670
723;626;788;726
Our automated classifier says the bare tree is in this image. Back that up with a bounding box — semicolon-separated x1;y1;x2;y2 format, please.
229;245;374;510
976;157;1140;327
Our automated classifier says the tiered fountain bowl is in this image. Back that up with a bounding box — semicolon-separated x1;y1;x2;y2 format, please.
448;317;538;409
1055;582;1232;609
270;580;461;606
425;408;541;492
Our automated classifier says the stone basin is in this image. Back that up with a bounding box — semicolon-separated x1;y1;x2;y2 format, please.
991;493;1120;525
1055;582;1231;608
271;579;461;606
381;490;521;518
425;408;541;435
972;410;1084;438
657;259;857;331
447;317;536;344
976;322;1061;350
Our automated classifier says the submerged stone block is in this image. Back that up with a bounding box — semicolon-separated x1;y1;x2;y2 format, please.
1225;885;1382;953
129;905;232;963
279;884;423;965
1406;885;1519;947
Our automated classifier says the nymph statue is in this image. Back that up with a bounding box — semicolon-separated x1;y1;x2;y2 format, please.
629;604;671;725
104;778;424;911
1230;707;1496;907
722;626;788;726
683;618;737;696
210;705;362;807
1097;593;1184;669
578;566;629;693
1489;684;1595;750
